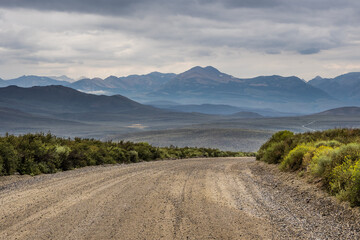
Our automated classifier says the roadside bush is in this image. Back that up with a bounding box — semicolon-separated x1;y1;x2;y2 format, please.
0;133;249;176
128;150;139;163
257;129;360;206
330;158;360;206
308;146;336;178
0;140;19;175
257;130;294;163
280;144;315;171
330;143;360;168
261;141;287;164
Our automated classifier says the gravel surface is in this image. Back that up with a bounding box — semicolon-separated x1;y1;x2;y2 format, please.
0;157;359;239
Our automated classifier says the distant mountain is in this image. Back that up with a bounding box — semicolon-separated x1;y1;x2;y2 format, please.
308;72;360;103
104;72;175;91
0;85;227;125
153;66;338;113
2;67;356;114
68;78;114;94
0;85;158;117
66;72;176;96
0;85;235;138
315;106;360;116
0;76;69;88
49;75;74;82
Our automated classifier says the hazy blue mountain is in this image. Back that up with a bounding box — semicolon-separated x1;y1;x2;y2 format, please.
0;85;233;138
105;72;175;90
308;72;360;103
68;78;114;94
0;85;158;116
1;67;354;114
157;66;330;101
315;106;360;116
65;72;175;97
0;75;69;88
153;66;338;113
49;75;75;82
0;85;226;125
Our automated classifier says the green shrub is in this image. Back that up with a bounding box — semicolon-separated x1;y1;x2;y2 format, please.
0;133;247;176
330;158;360;206
308;146;336;178
0;141;19;175
280;144;315;171
128;150;139;163
258;129;360;206
261;141;287;164
0;155;3;175
257;130;294;163
330;143;360;167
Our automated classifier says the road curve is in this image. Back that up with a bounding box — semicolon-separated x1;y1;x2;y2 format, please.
0;157;359;240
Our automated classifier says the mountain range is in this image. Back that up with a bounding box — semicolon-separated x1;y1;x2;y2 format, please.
1;84;360;150
308;72;360;104
0;85;230;138
1;66;360;114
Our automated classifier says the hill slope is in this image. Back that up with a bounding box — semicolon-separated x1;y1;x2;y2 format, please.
0;85;157;115
315;106;360;116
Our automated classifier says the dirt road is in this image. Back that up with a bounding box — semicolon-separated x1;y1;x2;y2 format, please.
0;157;359;239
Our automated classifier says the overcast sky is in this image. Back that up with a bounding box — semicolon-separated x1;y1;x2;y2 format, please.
0;0;359;80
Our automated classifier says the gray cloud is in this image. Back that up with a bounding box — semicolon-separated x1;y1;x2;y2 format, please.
1;0;358;16
0;0;359;79
0;0;142;15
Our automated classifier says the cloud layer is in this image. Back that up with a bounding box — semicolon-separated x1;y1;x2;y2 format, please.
0;0;359;79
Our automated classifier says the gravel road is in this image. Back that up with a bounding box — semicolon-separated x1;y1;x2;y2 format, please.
0;157;359;239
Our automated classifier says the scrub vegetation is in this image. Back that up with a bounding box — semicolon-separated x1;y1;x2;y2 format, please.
0;132;253;177
257;129;360;206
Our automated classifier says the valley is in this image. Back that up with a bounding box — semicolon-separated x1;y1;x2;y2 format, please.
1;82;360;151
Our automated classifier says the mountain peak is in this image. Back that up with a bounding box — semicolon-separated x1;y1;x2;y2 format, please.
313;76;323;80
177;66;234;84
186;66;221;74
204;66;221;72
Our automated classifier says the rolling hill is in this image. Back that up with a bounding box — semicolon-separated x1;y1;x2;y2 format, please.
0;85;157;115
315;106;360;116
0;85;230;138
